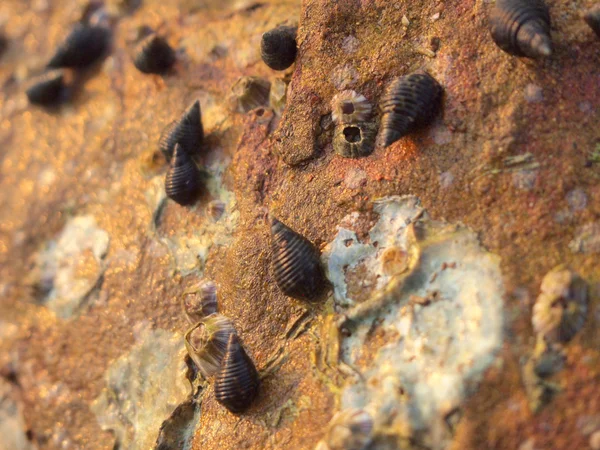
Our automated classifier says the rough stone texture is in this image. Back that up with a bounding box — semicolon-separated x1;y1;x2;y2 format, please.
0;0;599;449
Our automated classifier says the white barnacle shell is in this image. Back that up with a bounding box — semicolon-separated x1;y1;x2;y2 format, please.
316;409;374;450
331;90;372;125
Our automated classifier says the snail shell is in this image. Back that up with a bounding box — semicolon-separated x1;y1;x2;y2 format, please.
585;5;600;38
260;25;297;71
532;267;588;343
159;100;204;162
182;279;218;324
26;70;67;106
333;122;377;158
489;0;552;58
134;33;176;74
47;24;110;69
164;144;201;206
378;72;442;148
271;218;327;301
184;313;236;379
331;90;372;125
316;409;374;450
214;333;260;414
231;76;271;113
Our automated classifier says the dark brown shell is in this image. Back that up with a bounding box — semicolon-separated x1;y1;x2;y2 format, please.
47;24;110;69
26;70;67;106
164;144;201;205
378;72;442;148
134;34;175;74
585;5;600;38
489;0;552;58
214;333;260;414
333;122;377;158
271;218;327;301
159;100;204;161
260;25;297;71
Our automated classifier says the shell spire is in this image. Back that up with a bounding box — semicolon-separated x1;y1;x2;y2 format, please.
489;0;552;58
47;23;110;69
134;34;176;74
260;25;297;71
164;144;201;206
271;218;327;301
214;333;260;414
159;100;204;161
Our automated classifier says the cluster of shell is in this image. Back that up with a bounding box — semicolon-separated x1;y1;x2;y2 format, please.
183;281;260;414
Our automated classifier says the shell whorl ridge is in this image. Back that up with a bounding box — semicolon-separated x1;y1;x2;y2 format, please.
26;70;67;106
184;314;236;379
260;25;297;71
489;0;552;58
378;72;442;148
271;218;327;301
331;90;372;125
159;100;204;161
164;144;201;205
134;34;176;74
333;122;377;158
47;24;110;69
585;5;600;38
214;333;260;414
317;409;374;450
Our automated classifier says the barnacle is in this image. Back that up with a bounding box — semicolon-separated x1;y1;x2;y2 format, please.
331;90;372;124
332;122;377;158
230;76;271;113
316;409;374;450
182;279;218;324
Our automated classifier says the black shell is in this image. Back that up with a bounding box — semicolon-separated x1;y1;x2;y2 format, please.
26;70;67;106
333;122;377;158
214;333;260;414
260;26;297;71
164;144;201;205
159;100;204;161
585;5;600;38
378;72;442;148
489;0;552;58
271;218;327;301
47;24;110;69
134;34;175;74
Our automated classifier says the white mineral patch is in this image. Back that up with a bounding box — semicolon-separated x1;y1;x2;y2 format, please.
91;325;192;450
37;215;109;319
323;196;504;450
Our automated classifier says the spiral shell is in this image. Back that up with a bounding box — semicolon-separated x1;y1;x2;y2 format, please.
260;25;297;71
164;144;201;206
489;0;552;58
585;5;600;38
316;409;374;450
333;122;377;158
184;314;236;379
331;90;372;125
47;24;110;69
231;76;271;113
182;279;218;324
378;72;442;148
159;100;204;161
134;33;175;74
214;333;260;414
271;218;327;301
532;267;588;343
26;70;67;106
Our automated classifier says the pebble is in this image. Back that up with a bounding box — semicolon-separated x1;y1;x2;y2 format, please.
524;84;544;103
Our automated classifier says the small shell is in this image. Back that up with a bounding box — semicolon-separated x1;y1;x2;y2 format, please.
331;90;372;124
317;409;374;450
134;33;175;74
26;70;67;106
231;76;271;113
333;122;377;158
164;144;201;206
47;24;110;69
0;33;8;58
585;5;600;38
214;333;260;414
378;72;442;148
489;0;552;58
271;218;327;301
182;279;218;324
260;25;297;71
532;267;588;343
207;200;226;221
159;100;204;161
184;314;236;379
